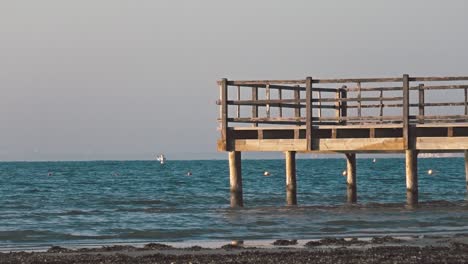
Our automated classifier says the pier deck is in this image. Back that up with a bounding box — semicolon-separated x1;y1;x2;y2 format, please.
217;75;468;207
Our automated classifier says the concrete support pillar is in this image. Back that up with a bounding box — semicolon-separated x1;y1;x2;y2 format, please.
229;151;243;207
285;151;297;205
465;150;468;191
405;150;418;205
345;153;357;203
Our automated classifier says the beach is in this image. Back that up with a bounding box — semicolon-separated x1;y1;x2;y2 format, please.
2;235;468;263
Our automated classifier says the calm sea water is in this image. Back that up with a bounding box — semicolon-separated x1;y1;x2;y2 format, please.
0;158;468;250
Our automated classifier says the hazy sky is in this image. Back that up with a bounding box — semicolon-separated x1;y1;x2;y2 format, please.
1;0;468;161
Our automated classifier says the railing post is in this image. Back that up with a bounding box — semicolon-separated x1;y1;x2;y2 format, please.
252;86;258;127
221;78;229;151
340;85;347;125
403;74;410;149
418;84;425;124
357;82;362;117
266;84;271;118
379;89;384;122
306;77;313;151
465;87;468;115
335;88;341;124
278;88;283;118
294;86;301;125
236;85;241;118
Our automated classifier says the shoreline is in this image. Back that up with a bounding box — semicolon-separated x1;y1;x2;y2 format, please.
2;234;468;263
3;231;468;253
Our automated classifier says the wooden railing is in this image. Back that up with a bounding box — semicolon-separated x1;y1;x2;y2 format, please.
217;75;468;149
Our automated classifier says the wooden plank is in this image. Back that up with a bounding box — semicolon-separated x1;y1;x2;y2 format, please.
234;139;308;152
317;138;404;151
346;102;466;109
306;77;313;150
233;137;468;152
231;100;466;108
313;77;403;84
403;74;410;149
411;76;468;82
315;115;405;122
415;114;468;120
224;77;468;87
313;97;403;103
230;83;337;93
229;80;306;85
232;123;406;130
416;137;468;150
346;84;468;92
421;84;468;90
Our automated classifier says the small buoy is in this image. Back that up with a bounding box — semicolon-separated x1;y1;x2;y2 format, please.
47;172;53;176
427;169;433;175
231;240;244;246
263;171;270;176
373;158;377;163
342;170;347;176
187;171;192;176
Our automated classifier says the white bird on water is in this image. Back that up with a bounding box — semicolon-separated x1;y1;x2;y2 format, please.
156;154;166;165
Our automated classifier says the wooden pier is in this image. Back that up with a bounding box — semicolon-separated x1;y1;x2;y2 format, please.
217;75;468;207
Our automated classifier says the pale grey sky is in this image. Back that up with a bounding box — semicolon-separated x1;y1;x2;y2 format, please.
1;0;468;160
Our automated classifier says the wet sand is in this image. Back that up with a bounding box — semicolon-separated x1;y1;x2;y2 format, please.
2;235;468;263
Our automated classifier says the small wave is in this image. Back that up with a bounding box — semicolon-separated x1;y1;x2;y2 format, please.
0;230;115;242
59;210;99;216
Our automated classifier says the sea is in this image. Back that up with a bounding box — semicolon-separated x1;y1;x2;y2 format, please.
0;158;468;251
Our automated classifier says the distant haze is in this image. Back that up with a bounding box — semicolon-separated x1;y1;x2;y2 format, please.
1;0;468;161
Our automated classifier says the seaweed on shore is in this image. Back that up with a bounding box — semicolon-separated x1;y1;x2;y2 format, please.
143;243;174;250
371;236;403;244
305;237;367;247
47;246;72;253
272;239;298;246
